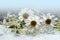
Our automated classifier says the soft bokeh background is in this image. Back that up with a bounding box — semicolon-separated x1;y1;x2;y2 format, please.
0;0;60;10
0;0;60;18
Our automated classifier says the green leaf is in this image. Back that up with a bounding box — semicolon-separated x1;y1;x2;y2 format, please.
21;20;26;25
20;20;26;29
16;30;19;34
11;29;15;32
20;24;24;28
9;25;17;28
58;29;60;31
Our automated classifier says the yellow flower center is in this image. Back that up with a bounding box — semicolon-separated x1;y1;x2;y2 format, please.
45;18;51;25
23;13;29;19
30;20;37;27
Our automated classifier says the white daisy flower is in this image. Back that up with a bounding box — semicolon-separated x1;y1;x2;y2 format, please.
18;8;35;21
41;13;58;26
25;15;41;34
40;13;58;33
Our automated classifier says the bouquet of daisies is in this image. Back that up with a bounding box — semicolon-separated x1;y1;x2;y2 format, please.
0;8;60;35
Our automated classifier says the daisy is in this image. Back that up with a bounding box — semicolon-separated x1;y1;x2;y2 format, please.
25;15;42;35
18;8;35;21
40;13;58;33
41;13;58;26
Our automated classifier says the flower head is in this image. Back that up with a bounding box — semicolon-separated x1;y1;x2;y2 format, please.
40;13;58;33
25;15;41;34
41;13;58;26
18;8;35;21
